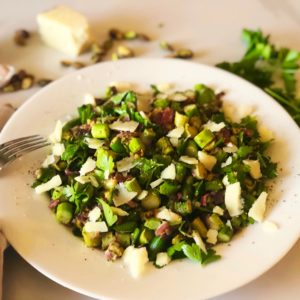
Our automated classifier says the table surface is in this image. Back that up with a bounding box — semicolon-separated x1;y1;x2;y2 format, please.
1;0;300;299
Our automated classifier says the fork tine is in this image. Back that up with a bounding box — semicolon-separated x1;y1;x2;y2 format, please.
0;135;42;150
7;141;50;160
2;137;47;157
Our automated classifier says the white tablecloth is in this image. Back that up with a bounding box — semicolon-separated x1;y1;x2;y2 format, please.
1;0;300;299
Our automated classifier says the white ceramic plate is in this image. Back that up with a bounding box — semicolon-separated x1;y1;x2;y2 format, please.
0;59;299;300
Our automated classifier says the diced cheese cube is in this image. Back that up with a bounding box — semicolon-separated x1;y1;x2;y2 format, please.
88;207;101;222
123;246;149;279
206;229;218;244
156;252;171;267
225;182;243;217
35;175;62;194
198;151;217;171
213;206;224;216
243;160;262;179
84;221;108;233
37;5;92;57
248;191;268;222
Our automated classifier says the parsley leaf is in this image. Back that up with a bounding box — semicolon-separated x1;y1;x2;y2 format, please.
182;243;202;262
99;199;118;226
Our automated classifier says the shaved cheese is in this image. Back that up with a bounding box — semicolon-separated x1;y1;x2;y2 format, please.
156;252;171;267
113;183;137;207
79;157;96;176
109;120;139;132
52;143;65;156
123;246;149;279
226;220;233;230
203;120;225;132
179;156;198;165
88;207;101;222
83;93;95;105
139;111;150;121
161;163;176;180
167;127;184;138
84;221;108;233
150;178;163;189
116;156;137;172
222;175;230;186
248;191;268;222
213;206;224;216
206;229;218;245
35;175;62;194
49;120;63;143
225;182;243;217
156;207;182;224
111;207;129;216
198;151;217;171
263;220;278;232
192;231;207;254
221;156;232;168
169;137;179;147
223;142;238;153
243;160;262;179
84;138;105;149
42;154;56;168
75;175;90;184
258;125;274;142
137;190;148;200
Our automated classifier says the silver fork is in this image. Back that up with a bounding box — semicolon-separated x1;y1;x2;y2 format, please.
0;135;49;171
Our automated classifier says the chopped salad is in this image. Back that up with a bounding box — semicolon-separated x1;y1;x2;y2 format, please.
33;83;277;277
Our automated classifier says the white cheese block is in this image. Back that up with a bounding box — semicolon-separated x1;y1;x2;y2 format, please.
42;154;56;168
109;120;139;132
225;182;243;217
160;163;176;180
179;156;198;165
88;207;101;222
198;151;217;171
49;120;63;143
83;93;95;105
156;207;182;224
167;127;184;138
79;157;96;176
35;175;62;194
223;142;238;153
156;252;171;267
206;229;218;245
192;231;207;254
113;183;137;207
116;156;137;172
213;206;224;216
123;246;149;279
37;5;92;57
52;143;65;156
84;221;108;233
248;191;268;222
243;159;262;179
203;120;225;132
150;178;163;189
169;137;179;147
